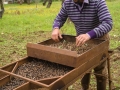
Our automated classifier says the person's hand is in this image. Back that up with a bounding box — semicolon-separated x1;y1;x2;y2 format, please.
51;28;63;42
76;34;91;46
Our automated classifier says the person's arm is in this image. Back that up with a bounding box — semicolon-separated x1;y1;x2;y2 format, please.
76;0;113;46
87;0;113;39
53;2;68;29
52;2;68;41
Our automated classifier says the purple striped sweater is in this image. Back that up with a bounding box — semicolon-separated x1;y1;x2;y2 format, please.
53;0;113;38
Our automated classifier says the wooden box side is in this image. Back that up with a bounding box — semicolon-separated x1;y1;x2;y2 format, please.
75;40;109;67
27;43;77;67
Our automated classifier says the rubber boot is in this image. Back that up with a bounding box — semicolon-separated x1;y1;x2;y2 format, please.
94;61;107;90
96;76;106;90
81;73;91;90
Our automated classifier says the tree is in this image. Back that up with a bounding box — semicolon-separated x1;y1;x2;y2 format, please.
43;0;64;8
0;0;4;18
43;0;52;8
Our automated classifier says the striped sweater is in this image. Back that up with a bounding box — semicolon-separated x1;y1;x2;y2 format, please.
53;0;113;38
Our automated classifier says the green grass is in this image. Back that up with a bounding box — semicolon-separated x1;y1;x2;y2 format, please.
106;0;120;49
1;4;58;33
0;0;120;89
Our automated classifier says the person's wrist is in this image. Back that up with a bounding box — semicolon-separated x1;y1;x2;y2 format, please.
86;33;91;39
87;30;97;39
53;27;59;30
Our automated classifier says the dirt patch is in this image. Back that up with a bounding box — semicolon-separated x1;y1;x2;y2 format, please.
32;88;49;90
111;47;120;61
0;31;51;67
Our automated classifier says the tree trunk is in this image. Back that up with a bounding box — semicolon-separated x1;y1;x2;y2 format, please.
46;0;52;8
43;0;48;6
0;0;4;18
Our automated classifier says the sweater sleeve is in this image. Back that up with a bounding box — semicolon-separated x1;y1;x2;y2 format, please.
53;2;68;29
87;0;113;38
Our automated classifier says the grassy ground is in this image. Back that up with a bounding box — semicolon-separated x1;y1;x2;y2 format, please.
0;0;120;89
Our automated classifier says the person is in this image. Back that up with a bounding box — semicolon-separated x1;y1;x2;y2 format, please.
51;0;113;90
